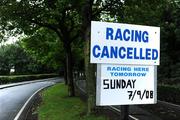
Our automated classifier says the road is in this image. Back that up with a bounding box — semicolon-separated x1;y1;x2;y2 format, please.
0;77;63;120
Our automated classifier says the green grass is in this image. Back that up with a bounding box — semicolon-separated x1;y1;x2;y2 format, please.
38;83;108;120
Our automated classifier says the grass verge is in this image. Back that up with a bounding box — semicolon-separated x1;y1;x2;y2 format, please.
38;83;108;120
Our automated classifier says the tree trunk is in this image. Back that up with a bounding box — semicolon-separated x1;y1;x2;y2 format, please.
82;0;96;114
56;30;75;96
84;29;96;114
64;61;68;85
65;43;75;97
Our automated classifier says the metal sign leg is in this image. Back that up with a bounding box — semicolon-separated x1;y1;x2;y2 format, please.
121;105;129;120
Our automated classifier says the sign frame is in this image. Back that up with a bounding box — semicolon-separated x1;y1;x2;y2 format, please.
96;64;157;106
90;21;160;65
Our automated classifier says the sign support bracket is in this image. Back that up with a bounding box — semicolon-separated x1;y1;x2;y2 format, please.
120;105;129;120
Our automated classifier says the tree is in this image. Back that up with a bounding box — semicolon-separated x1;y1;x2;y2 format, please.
0;42;51;75
80;0;96;114
80;0;125;114
21;27;84;84
0;0;82;96
21;28;64;71
0;45;12;75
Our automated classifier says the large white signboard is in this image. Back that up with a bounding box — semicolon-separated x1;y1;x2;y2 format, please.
91;21;160;65
96;64;157;106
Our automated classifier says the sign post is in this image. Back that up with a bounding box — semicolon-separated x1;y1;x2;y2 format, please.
121;105;129;120
90;21;160;119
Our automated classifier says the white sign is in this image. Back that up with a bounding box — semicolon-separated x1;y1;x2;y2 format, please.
91;21;160;65
96;64;157;106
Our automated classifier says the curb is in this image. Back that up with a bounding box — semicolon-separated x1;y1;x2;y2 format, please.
14;84;54;120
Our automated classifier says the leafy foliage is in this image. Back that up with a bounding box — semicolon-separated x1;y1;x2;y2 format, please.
21;27;84;72
0;42;56;75
109;0;180;81
21;28;64;70
0;0;81;39
0;0;83;96
0;43;28;74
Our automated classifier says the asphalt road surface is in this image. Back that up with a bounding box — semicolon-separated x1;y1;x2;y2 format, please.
0;77;63;120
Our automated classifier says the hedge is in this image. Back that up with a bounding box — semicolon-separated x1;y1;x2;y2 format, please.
0;74;59;85
158;84;180;104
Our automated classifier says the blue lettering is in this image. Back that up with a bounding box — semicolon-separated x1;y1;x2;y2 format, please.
119;47;126;59
142;31;149;42
127;47;133;59
139;48;145;59
110;46;118;58
131;30;134;41
101;46;109;58
115;28;123;40
106;28;149;43
141;73;146;76
93;45;101;58
146;48;151;60
92;44;158;62
152;49;158;60
134;48;139;59
107;67;111;71
123;29;130;41
106;27;114;40
135;30;142;42
112;67;116;71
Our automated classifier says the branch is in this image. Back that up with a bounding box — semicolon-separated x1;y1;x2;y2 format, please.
28;19;56;31
27;19;64;42
70;31;80;43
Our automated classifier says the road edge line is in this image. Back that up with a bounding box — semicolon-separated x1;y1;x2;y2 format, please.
14;84;54;120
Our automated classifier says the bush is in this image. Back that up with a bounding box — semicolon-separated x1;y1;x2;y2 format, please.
158;84;180;104
0;74;59;85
